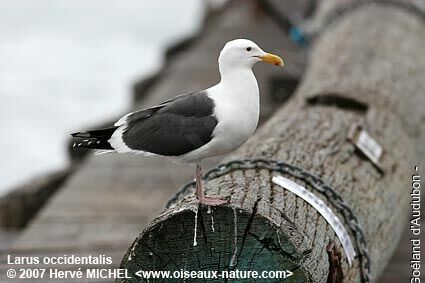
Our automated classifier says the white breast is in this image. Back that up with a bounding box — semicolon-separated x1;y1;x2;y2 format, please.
210;82;259;150
175;70;260;164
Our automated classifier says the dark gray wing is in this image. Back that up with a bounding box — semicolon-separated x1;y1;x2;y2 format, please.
121;91;218;156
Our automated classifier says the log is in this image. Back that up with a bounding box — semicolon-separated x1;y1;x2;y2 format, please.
118;3;425;283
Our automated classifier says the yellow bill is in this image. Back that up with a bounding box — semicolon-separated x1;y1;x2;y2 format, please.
260;53;284;67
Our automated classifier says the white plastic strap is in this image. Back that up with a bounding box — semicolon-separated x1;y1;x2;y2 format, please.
272;175;356;265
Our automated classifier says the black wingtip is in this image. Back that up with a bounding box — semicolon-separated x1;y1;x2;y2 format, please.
71;132;90;138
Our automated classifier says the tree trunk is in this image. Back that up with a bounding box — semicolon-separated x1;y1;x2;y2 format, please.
118;3;425;283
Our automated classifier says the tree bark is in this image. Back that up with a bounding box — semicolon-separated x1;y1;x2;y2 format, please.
118;3;425;283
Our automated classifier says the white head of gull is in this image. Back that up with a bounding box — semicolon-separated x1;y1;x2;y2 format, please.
72;38;284;206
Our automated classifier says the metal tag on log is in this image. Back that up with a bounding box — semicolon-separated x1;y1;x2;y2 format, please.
348;124;384;172
272;175;356;265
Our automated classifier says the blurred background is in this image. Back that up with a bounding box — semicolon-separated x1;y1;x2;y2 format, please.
0;0;422;282
0;0;206;195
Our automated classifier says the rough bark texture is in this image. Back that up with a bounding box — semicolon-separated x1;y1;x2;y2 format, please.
119;4;425;283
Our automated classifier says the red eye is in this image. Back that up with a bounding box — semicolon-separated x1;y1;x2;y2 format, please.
246;47;251;52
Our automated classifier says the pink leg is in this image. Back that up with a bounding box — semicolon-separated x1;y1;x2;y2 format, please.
195;163;228;206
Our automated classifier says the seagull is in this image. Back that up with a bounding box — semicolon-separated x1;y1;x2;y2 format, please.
71;39;284;206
